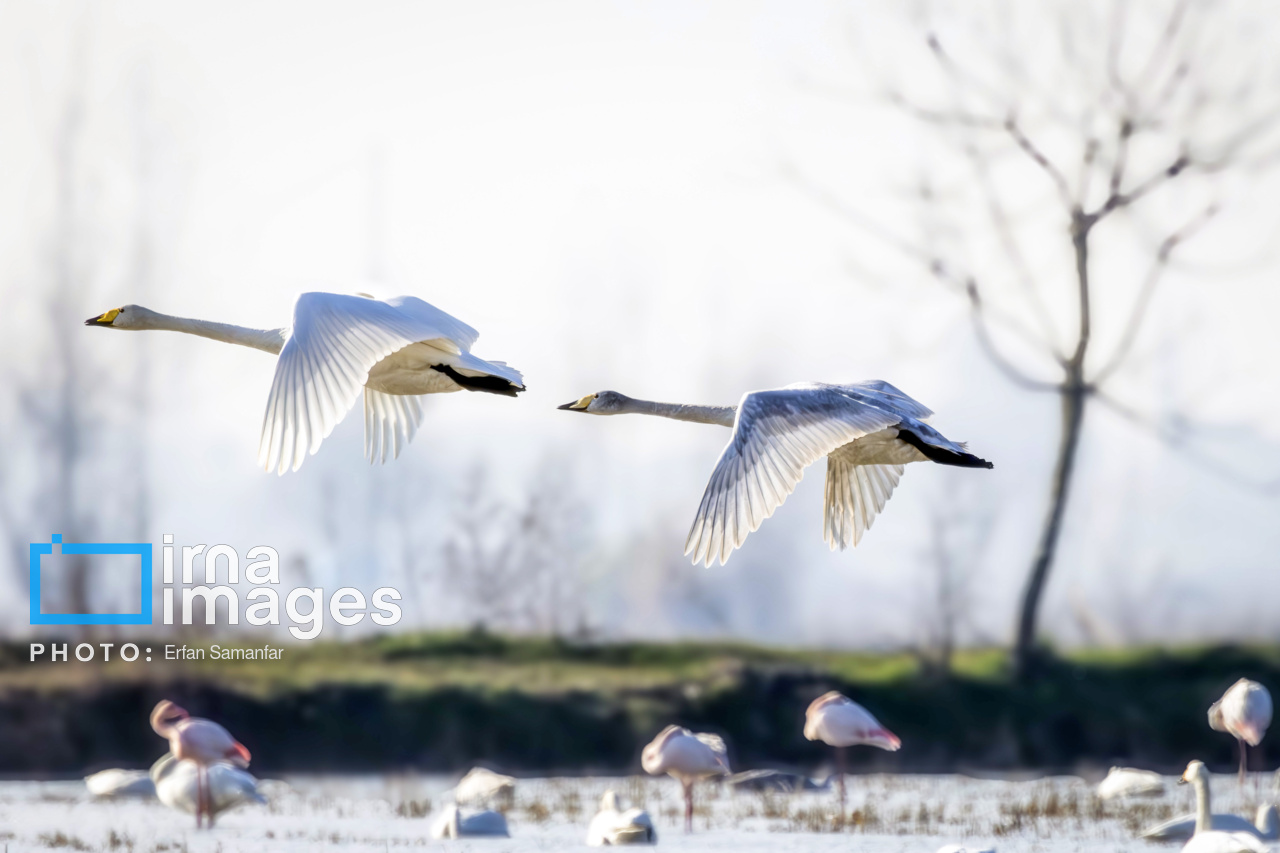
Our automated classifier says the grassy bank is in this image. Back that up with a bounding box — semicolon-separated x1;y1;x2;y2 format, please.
0;632;1275;776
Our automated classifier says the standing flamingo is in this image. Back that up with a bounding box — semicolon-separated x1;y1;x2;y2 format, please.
641;725;730;833
150;700;251;828
1208;679;1272;787
803;691;900;812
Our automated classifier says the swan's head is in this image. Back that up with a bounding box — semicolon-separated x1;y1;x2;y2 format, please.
1180;760;1208;785
557;390;628;414
85;304;154;330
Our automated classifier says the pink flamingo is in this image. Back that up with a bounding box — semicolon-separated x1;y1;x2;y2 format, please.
641;725;730;833
1209;678;1272;787
803;691;900;812
150;700;251;828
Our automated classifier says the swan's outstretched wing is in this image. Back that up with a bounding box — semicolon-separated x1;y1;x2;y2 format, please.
363;390;427;464
259;292;466;474
684;385;902;566
841;380;934;421
823;458;904;550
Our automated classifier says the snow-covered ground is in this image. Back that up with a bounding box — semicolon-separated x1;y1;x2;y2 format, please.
0;770;1273;852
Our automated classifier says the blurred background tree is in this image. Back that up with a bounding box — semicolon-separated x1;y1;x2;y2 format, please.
792;0;1280;677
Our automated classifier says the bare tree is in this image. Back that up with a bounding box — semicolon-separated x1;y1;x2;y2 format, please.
439;459;591;635
914;478;994;674
793;0;1280;677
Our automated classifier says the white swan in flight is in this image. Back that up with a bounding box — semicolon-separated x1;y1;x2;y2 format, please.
559;381;992;565
86;292;525;473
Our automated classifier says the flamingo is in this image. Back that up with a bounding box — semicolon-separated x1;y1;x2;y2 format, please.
641;725;730;833
803;691;900;812
1208;679;1272;787
150;700;251;829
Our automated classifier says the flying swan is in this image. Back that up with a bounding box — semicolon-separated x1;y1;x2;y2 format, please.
559;382;991;565
87;292;525;473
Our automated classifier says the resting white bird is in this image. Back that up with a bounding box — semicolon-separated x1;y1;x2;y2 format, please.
1209;679;1273;787
1178;760;1271;853
558;382;991;565
1143;804;1279;842
1096;766;1166;800
150;753;265;827
84;768;156;799
86;292;525;473
586;790;657;846
641;725;731;833
453;766;516;809
803;691;901;811
430;803;510;839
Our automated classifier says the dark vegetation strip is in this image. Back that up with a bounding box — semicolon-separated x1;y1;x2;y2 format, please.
0;636;1276;777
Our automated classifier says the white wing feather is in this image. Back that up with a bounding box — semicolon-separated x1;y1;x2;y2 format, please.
824;459;905;550
259;292;469;474
684;385;902;566
363;390;427;464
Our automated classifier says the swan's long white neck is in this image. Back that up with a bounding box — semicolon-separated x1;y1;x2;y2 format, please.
138;311;286;354
1192;773;1212;835
619;397;736;427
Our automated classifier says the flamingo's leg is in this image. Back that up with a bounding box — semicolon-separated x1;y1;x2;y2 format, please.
1240;737;1248;790
195;766;205;829
683;779;693;833
836;745;848;814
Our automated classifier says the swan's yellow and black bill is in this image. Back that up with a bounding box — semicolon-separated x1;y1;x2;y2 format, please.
85;308;121;326
558;394;595;411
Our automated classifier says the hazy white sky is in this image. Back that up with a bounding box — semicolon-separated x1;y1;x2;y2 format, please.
3;0;1278;647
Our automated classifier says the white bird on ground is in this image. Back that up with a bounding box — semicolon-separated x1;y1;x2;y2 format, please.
1178;761;1271;853
1096;766;1166;800
453;766;516;809
558;382;991;565
937;845;996;853
86;292;525;473
1143;804;1279;842
803;691;901;812
641;725;731;833
84;768;155;799
430;803;510;839
150;753;265;827
1209;679;1273;787
586;790;657;846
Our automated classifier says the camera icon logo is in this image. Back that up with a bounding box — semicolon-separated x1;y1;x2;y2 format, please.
29;534;153;625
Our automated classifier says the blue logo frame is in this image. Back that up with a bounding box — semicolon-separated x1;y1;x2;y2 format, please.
29;535;153;625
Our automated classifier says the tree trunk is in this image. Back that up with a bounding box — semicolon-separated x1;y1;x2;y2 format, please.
1013;377;1088;679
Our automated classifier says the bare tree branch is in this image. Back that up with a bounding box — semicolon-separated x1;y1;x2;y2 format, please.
784;160;1061;372
965;281;1062;392
961;138;1067;360
1096;151;1189;218
1004;117;1075;209
1094;391;1280;496
1092;203;1219;385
